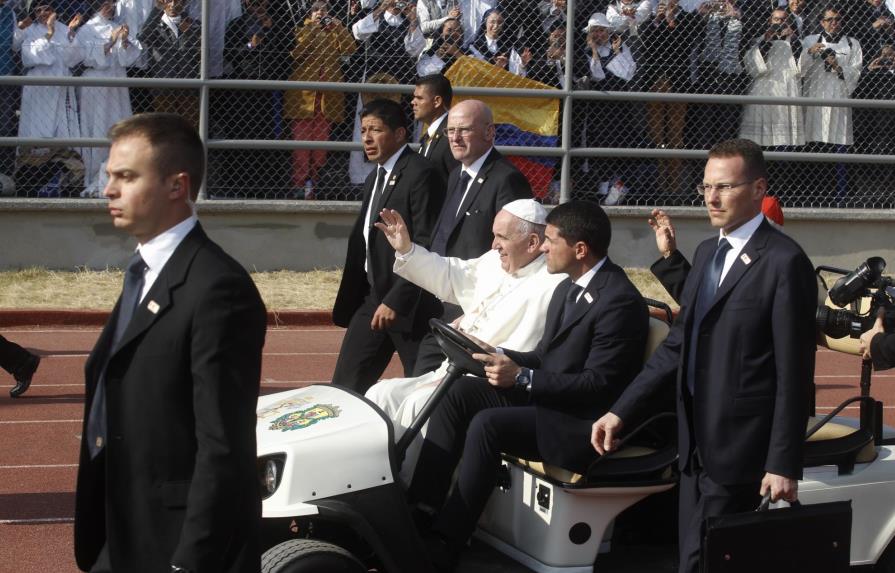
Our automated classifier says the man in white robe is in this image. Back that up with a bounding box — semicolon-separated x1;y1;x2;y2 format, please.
739;8;805;147
13;3;84;141
365;199;565;482
78;0;142;196
799;5;862;146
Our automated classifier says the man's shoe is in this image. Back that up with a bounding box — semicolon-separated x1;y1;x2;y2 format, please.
10;353;40;398
423;532;460;573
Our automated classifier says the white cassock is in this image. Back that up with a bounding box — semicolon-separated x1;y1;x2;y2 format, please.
739;39;805;147
14;22;83;140
799;34;862;145
78;15;143;195
365;247;564;483
188;0;243;78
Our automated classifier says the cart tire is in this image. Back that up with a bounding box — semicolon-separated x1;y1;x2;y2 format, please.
262;539;366;573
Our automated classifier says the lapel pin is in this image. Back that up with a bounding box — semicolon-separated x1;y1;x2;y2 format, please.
477;178;484;184
584;292;594;304
147;300;160;314
740;253;752;265
389;178;396;186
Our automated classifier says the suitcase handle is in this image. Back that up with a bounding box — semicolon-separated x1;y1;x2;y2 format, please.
757;492;802;512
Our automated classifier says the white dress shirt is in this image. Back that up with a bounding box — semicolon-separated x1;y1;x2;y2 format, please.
717;211;764;284
363;145;407;270
136;214;198;301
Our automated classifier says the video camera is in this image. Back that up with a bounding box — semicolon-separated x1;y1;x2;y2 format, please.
816;257;895;339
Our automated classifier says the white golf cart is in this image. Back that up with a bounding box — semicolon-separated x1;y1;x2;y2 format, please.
255;270;895;572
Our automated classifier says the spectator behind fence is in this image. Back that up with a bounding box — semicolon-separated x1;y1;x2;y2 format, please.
417;0;462;39
739;9;805;148
351;0;425;84
637;0;701;196
13;2;84;142
800;6;862;203
455;0;496;47
528;22;566;88
467;8;532;77
417;16;464;75
607;0;650;37
78;0;142;197
785;0;820;40
187;0;242;79
0;0;19;183
575;12;637;206
138;0;200;127
689;1;747;150
216;0;292;199
848;0;895;54
854;43;895;204
538;0;567;35
285;1;356;199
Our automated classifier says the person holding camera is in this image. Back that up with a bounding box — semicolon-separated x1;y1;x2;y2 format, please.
853;43;895;203
467;8;532;76
416;16;463;75
860;309;895;368
799;6;862;202
351;0;426;83
607;0;650;37
739;9;805;148
284;0;356;199
417;0;462;39
848;0;895;54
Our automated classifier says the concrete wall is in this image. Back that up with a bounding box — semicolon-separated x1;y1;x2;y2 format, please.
1;199;894;272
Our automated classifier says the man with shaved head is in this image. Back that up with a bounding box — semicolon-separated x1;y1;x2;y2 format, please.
416;98;532;376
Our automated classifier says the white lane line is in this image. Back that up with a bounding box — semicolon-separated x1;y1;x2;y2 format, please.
2;327;340;334
0;464;78;469
0;419;81;424
816;374;895;378
33;351;339;358
0;517;74;525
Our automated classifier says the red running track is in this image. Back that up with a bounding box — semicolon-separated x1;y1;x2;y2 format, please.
0;326;891;573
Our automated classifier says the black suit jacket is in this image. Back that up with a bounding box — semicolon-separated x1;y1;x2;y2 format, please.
74;224;267;573
612;220;817;484
504;260;648;472
421;128;459;185
435;148;532;260
650;249;692;305
332;146;445;331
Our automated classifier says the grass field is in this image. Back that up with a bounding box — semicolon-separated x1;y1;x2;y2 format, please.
0;267;677;310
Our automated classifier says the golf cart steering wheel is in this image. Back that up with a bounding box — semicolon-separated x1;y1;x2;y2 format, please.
429;319;487;377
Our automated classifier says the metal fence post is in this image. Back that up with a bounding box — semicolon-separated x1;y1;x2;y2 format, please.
559;0;575;205
198;0;210;201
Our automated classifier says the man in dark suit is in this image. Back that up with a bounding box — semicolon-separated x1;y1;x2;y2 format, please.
412;74;458;183
409;201;649;571
413;98;532;376
331;98;445;394
592;139;817;573
74;114;267;573
0;334;40;397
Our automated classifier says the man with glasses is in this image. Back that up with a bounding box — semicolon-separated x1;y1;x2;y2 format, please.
413;98;531;376
592;138;817;573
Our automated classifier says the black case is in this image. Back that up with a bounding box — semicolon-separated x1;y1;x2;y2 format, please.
701;499;852;572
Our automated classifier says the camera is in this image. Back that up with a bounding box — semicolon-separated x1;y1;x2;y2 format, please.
768;23;784;34
395;1;408;9
321;15;333;25
816;257;895;339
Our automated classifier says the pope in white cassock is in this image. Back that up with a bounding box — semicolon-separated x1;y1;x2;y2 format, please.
365;199;565;482
78;0;143;196
799;7;862;146
13;3;84;141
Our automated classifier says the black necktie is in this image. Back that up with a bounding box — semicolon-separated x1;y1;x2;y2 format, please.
419;132;430;156
368;165;385;234
87;252;146;458
430;171;471;255
560;283;583;330
687;239;732;396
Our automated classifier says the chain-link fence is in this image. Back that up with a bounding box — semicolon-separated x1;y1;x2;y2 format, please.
1;0;894;207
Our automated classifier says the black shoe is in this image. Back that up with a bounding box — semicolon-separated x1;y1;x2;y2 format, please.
10;353;40;398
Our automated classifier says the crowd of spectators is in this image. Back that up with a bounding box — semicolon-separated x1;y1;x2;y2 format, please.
0;0;893;206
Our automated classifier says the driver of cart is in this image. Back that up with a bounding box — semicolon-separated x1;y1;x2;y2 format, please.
405;201;649;571
366;198;565;483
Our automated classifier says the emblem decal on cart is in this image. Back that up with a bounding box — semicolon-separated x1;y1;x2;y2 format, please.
257;396;314;420
268;404;342;431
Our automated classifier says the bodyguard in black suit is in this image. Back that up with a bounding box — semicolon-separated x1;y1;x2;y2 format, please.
593;140;817;573
331;99;445;394
74;114;267;573
412;74;459;184
413;99;532;375
410;202;648;570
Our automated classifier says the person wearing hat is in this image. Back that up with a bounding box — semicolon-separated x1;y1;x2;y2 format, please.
366;199;565;482
405;201;649;571
575;12;637;205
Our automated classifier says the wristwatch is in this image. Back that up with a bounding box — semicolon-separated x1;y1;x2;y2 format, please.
514;368;532;392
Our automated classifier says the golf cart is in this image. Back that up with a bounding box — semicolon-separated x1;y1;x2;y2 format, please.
255;301;678;572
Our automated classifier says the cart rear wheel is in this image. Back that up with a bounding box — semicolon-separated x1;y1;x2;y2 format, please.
262;539;367;573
